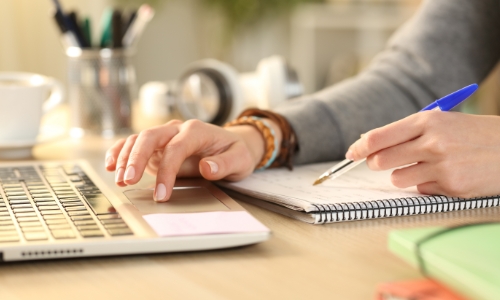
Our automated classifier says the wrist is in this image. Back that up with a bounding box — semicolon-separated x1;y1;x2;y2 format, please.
225;119;282;169
225;125;264;168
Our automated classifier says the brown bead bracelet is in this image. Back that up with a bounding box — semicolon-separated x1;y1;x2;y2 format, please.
232;108;298;170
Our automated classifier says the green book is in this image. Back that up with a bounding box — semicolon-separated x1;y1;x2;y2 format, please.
389;223;500;300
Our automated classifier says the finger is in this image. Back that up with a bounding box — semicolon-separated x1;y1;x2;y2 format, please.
390;162;435;189
105;138;127;171
123;122;182;185
114;134;139;186
154;120;209;202
416;182;448;196
366;137;426;171
177;156;202;178
199;141;254;181
347;112;431;160
145;151;162;176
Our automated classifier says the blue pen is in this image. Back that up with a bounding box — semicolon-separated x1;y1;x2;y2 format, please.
313;83;479;186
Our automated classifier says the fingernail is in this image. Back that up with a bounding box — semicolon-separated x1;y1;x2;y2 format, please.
154;183;166;201
346;150;354;160
115;168;125;183
124;166;135;181
105;155;114;167
206;161;218;174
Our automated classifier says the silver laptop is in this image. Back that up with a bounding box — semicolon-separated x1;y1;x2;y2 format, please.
0;160;270;262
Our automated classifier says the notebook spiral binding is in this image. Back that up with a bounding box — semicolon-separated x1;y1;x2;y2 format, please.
311;195;500;224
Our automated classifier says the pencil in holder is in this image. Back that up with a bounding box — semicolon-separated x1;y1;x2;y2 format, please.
67;49;136;137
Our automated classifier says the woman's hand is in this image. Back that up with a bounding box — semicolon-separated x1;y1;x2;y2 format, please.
105;119;279;202
346;111;500;198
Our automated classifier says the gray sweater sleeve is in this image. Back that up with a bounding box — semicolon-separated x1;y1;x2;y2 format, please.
275;0;500;165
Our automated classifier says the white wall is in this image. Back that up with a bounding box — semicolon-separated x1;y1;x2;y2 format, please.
0;0;110;80
0;0;296;86
0;0;203;88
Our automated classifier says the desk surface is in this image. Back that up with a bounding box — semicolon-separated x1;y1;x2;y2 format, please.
1;135;499;300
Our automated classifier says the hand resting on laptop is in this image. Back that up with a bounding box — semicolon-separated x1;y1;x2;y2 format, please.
104;119;281;202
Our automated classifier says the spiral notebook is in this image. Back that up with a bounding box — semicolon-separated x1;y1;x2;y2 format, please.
217;162;500;224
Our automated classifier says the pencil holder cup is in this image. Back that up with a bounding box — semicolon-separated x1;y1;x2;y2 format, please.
66;48;136;138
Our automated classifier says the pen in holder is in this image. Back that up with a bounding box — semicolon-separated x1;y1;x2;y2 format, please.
67;48;136;138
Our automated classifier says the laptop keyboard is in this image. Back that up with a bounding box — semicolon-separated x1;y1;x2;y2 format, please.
0;164;133;243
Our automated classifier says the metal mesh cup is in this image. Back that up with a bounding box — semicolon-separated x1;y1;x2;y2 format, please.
67;49;136;137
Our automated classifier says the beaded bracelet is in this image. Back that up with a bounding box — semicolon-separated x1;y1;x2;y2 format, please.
224;116;279;170
237;108;297;170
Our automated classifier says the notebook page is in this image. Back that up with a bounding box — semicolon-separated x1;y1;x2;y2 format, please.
218;161;424;212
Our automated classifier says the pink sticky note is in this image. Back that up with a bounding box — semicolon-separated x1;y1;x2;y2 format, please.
143;211;269;237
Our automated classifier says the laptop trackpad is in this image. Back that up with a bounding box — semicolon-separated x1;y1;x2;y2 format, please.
123;187;229;214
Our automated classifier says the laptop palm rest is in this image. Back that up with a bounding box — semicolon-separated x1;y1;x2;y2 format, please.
123;187;230;214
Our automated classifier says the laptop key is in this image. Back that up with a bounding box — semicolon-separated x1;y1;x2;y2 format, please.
0;225;16;231
99;218;124;225
15;212;37;218
0;235;19;243
107;228;133;236
97;214;121;219
4;188;24;192
38;205;62;211
27;186;47;190
70;215;94;221
0;220;14;226
10;204;33;209
5;192;27;196
18;222;42;228
58;198;82;203
51;187;74;192
33;198;55;202
31;193;52;197
40;210;63;215
36;201;58;206
67;211;91;216
45;219;70;225
9;199;30;204
77;224;100;231
43;214;66;220
21;227;45;233
61;202;84;207
0;230;18;237
12;208;35;213
55;191;77;195
58;195;79;199
65;206;88;212
103;223;129;229
17;216;40;222
80;229;104;238
81;195;116;215
48;223;72;230
73;220;97;226
51;229;76;239
23;232;48;241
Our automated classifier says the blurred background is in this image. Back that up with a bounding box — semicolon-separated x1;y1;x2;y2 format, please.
0;0;499;121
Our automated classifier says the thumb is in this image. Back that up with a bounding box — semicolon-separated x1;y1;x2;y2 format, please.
199;142;255;181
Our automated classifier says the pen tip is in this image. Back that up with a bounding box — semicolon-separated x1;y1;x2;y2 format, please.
313;178;324;186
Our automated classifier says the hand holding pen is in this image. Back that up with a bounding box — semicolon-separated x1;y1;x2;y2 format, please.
313;84;481;194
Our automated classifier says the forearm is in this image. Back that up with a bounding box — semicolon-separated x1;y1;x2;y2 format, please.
275;0;500;165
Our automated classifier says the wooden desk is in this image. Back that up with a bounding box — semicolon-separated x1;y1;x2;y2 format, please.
1;135;499;299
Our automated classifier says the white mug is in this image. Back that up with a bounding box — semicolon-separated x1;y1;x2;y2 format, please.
0;72;64;142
